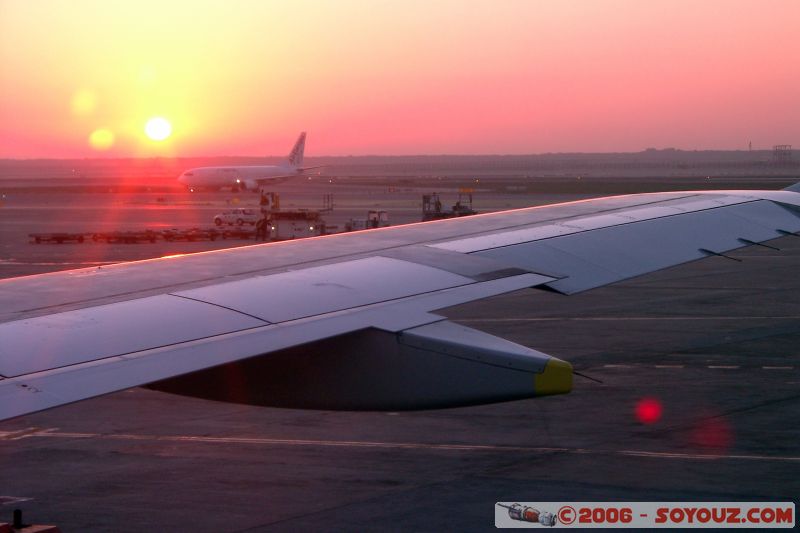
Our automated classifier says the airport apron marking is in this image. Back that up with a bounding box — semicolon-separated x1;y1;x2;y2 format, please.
8;427;800;463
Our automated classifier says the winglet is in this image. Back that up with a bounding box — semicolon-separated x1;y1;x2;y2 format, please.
287;132;306;167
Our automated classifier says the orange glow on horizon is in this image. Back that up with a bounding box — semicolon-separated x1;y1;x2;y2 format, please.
0;0;797;157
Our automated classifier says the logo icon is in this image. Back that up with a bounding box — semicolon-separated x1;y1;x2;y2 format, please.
497;503;557;527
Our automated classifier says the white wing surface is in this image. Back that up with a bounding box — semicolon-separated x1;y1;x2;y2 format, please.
1;187;799;420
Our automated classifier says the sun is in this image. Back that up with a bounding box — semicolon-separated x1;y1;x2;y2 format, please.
145;117;172;141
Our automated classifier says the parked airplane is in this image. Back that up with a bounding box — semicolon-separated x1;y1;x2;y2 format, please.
177;132;320;191
1;182;799;420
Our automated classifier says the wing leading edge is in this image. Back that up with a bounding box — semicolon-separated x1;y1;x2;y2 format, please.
1;187;799;420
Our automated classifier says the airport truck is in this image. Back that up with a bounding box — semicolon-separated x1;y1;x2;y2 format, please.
422;191;477;221
345;210;390;231
268;210;324;240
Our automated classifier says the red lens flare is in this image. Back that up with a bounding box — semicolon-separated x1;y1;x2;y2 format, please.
635;397;663;424
691;418;733;450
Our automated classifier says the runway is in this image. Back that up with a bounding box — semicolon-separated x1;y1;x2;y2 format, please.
0;177;798;531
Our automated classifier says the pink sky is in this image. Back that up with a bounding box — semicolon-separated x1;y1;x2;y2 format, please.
0;0;797;157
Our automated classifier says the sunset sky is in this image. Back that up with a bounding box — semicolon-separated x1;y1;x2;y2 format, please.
0;0;797;158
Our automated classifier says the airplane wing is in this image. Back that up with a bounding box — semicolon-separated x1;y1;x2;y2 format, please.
1;186;799;420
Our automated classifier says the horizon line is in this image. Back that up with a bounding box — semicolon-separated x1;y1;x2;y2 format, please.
0;147;795;162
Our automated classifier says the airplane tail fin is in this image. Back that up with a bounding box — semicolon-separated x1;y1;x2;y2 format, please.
287;132;306;167
785;181;800;193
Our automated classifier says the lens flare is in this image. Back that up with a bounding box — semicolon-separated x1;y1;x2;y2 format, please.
691;418;733;450
145;117;172;141
88;128;114;150
635;397;663;424
71;90;96;115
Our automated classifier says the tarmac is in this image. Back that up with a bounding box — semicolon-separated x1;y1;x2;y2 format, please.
0;177;798;531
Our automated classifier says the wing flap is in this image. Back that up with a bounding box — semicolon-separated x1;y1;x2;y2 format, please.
0;272;554;420
429;194;752;253
435;199;800;294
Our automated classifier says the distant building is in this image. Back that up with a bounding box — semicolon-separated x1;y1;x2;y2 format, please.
773;145;793;165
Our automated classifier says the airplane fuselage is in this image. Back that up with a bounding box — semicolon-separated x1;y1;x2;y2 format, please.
178;165;300;190
178;132;309;191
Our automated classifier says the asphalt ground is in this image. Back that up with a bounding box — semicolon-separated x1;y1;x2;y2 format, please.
0;177;798;531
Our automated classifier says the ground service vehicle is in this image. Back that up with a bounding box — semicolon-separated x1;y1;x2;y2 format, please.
213;208;260;226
